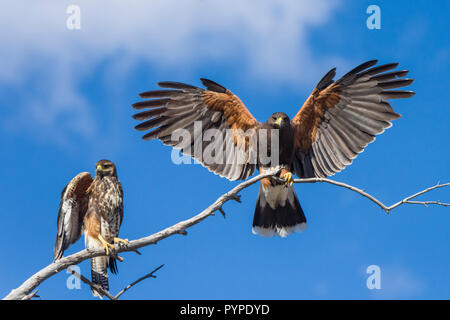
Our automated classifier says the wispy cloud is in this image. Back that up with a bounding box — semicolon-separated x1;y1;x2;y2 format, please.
0;0;342;146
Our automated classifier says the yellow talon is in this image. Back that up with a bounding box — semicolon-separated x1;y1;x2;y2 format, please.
98;235;115;255
283;172;294;186
114;237;129;245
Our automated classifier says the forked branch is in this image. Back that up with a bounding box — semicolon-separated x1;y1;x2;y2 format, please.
67;264;164;300
292;178;450;214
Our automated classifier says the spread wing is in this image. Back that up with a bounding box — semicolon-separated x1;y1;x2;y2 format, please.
291;60;415;178
133;79;261;181
54;172;93;260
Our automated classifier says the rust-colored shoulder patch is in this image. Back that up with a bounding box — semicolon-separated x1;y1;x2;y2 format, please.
203;90;259;132
291;84;341;152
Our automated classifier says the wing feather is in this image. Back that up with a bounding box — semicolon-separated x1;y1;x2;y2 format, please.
133;79;261;180
54;172;93;260
291;60;415;178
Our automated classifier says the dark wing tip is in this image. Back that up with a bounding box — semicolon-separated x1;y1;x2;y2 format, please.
381;90;416;99
135;120;156;131
200;78;227;93
138;89;182;99
158;81;198;90
378;78;414;89
316;67;336;90
138;92;149;99
132;98;170;110
364;59;379;67
336;59;379;85
132;108;165;121
142;131;158;140
383;62;399;69
132;102;144;109
347;59;378;75
397;70;409;77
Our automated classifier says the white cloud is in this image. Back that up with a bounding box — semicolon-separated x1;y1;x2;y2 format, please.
0;0;342;145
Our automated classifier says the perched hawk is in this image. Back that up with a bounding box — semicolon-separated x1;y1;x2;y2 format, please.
54;160;127;297
132;60;414;237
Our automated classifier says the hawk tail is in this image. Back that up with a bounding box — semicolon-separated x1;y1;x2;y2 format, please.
86;235;109;298
90;256;109;298
252;183;307;237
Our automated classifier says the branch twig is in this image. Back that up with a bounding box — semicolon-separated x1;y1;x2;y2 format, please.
3;168;448;300
66;264;164;300
114;264;164;299
21;290;40;300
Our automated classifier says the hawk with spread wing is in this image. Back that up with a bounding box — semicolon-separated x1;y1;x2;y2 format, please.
132;60;414;237
54;160;128;297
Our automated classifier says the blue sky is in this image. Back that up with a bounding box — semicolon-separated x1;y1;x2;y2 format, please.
0;0;449;299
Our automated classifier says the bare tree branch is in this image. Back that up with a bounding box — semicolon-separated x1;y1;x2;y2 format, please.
3;168;280;300
291;178;450;214
387;182;450;211
114;264;164;299
3;168;448;300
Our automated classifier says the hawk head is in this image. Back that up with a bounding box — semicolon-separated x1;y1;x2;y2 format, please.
266;112;290;129
95;159;117;178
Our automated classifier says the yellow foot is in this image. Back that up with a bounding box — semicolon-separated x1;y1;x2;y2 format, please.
98;235;115;256
114;237;129;246
282;171;294;186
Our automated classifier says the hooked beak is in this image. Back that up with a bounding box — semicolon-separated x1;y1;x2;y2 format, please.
274;117;283;127
96;164;103;172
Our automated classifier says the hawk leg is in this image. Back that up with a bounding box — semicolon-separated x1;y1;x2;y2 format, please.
97;234;115;256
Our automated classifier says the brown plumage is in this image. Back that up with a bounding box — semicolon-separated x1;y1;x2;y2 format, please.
132;60;415;237
54;172;92;260
54;160;126;298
